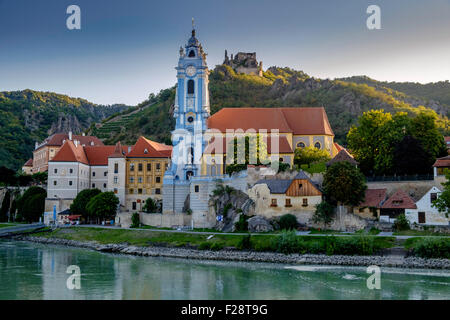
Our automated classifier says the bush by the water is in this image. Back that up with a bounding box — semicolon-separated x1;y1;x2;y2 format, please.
275;231;298;254
237;234;252;250
278;214;298;230
413;238;450;259
273;232;376;255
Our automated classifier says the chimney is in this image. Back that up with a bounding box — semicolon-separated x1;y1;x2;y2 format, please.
74;140;78;147
128;146;132;153
35;142;38;150
68;131;73;141
82;132;85;136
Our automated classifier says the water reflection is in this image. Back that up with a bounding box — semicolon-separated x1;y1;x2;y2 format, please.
0;240;448;300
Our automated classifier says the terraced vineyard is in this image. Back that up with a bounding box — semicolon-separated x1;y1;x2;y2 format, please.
90;104;153;141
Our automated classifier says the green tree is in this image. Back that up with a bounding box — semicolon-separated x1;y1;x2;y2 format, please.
142;197;157;213
312;201;335;225
348;109;446;175
16;186;46;220
70;188;101;221
393;135;431;175
432;169;450;217
410;111;448;162
323;161;367;206
130;212;140;228
347;110;409;175
0;190;11;222
86;192;119;223
31;171;48;185
21;193;46;223
294;146;330;167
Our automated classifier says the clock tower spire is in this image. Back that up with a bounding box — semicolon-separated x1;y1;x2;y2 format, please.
163;22;210;213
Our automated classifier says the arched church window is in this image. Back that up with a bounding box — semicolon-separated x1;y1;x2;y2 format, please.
187;80;195;95
188;50;195;57
297;142;305;148
314;142;321;149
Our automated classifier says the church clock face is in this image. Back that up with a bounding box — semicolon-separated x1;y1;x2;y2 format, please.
186;65;196;76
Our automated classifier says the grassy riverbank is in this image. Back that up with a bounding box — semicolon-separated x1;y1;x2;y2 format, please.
32;227;399;256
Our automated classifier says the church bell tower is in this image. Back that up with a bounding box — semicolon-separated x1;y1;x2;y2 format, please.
163;21;210;213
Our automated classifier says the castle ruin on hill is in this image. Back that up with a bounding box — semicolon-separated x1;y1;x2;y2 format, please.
223;50;263;76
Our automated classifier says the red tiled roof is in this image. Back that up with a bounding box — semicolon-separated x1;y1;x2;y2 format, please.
50;140;89;164
23;158;33;167
334;142;345;153
326;149;358;166
280;107;334;136
127;136;172;158
109;141;127;158
207;107;334;136
85;145;129;165
204;135;293;154
433;155;450;168
359;189;387;208
36;133;103;150
381;190;417;209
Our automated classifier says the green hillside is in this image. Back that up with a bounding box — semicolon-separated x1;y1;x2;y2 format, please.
90;65;450;146
0;90;131;170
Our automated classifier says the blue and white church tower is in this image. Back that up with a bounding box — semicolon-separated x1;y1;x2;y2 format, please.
163;23;211;214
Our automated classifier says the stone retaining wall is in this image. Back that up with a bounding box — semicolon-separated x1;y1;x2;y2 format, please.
17;235;450;269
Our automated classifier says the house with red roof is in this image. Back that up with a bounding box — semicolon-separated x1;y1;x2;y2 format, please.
22;158;33;174
379;189;417;222
353;188;387;220
29;131;103;173
433;155;450;177
44;136;172;224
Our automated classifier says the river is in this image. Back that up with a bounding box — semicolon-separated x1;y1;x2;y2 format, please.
0;240;448;300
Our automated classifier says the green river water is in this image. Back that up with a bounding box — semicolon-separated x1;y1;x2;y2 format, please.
0;240;448;300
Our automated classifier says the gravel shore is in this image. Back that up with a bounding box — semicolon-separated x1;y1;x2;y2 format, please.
18;235;450;269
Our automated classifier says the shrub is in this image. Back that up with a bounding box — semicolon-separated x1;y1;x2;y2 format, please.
279;214;298;230
210;242;224;251
70;188;101;220
237;234;252;250
275;230;299;254
198;242;211;250
312;201;335;225
234;214;248;232
142;198;157;213
394;213;410;231
130;212;140;228
413;238;450;259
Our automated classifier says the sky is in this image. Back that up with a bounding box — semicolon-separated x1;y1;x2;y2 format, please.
0;0;449;105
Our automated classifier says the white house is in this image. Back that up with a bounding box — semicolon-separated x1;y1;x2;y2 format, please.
405;186;449;226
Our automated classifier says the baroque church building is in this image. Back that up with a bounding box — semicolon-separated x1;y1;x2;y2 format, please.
162;25;339;228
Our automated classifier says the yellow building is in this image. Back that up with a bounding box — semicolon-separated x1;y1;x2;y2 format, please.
201;107;339;175
124;137;172;211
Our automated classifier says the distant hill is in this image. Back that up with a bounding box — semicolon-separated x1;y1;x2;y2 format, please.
89;65;450;147
338;76;450;116
0;89;131;170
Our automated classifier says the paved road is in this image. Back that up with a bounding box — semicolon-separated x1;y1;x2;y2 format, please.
68;224;447;239
0;223;45;236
